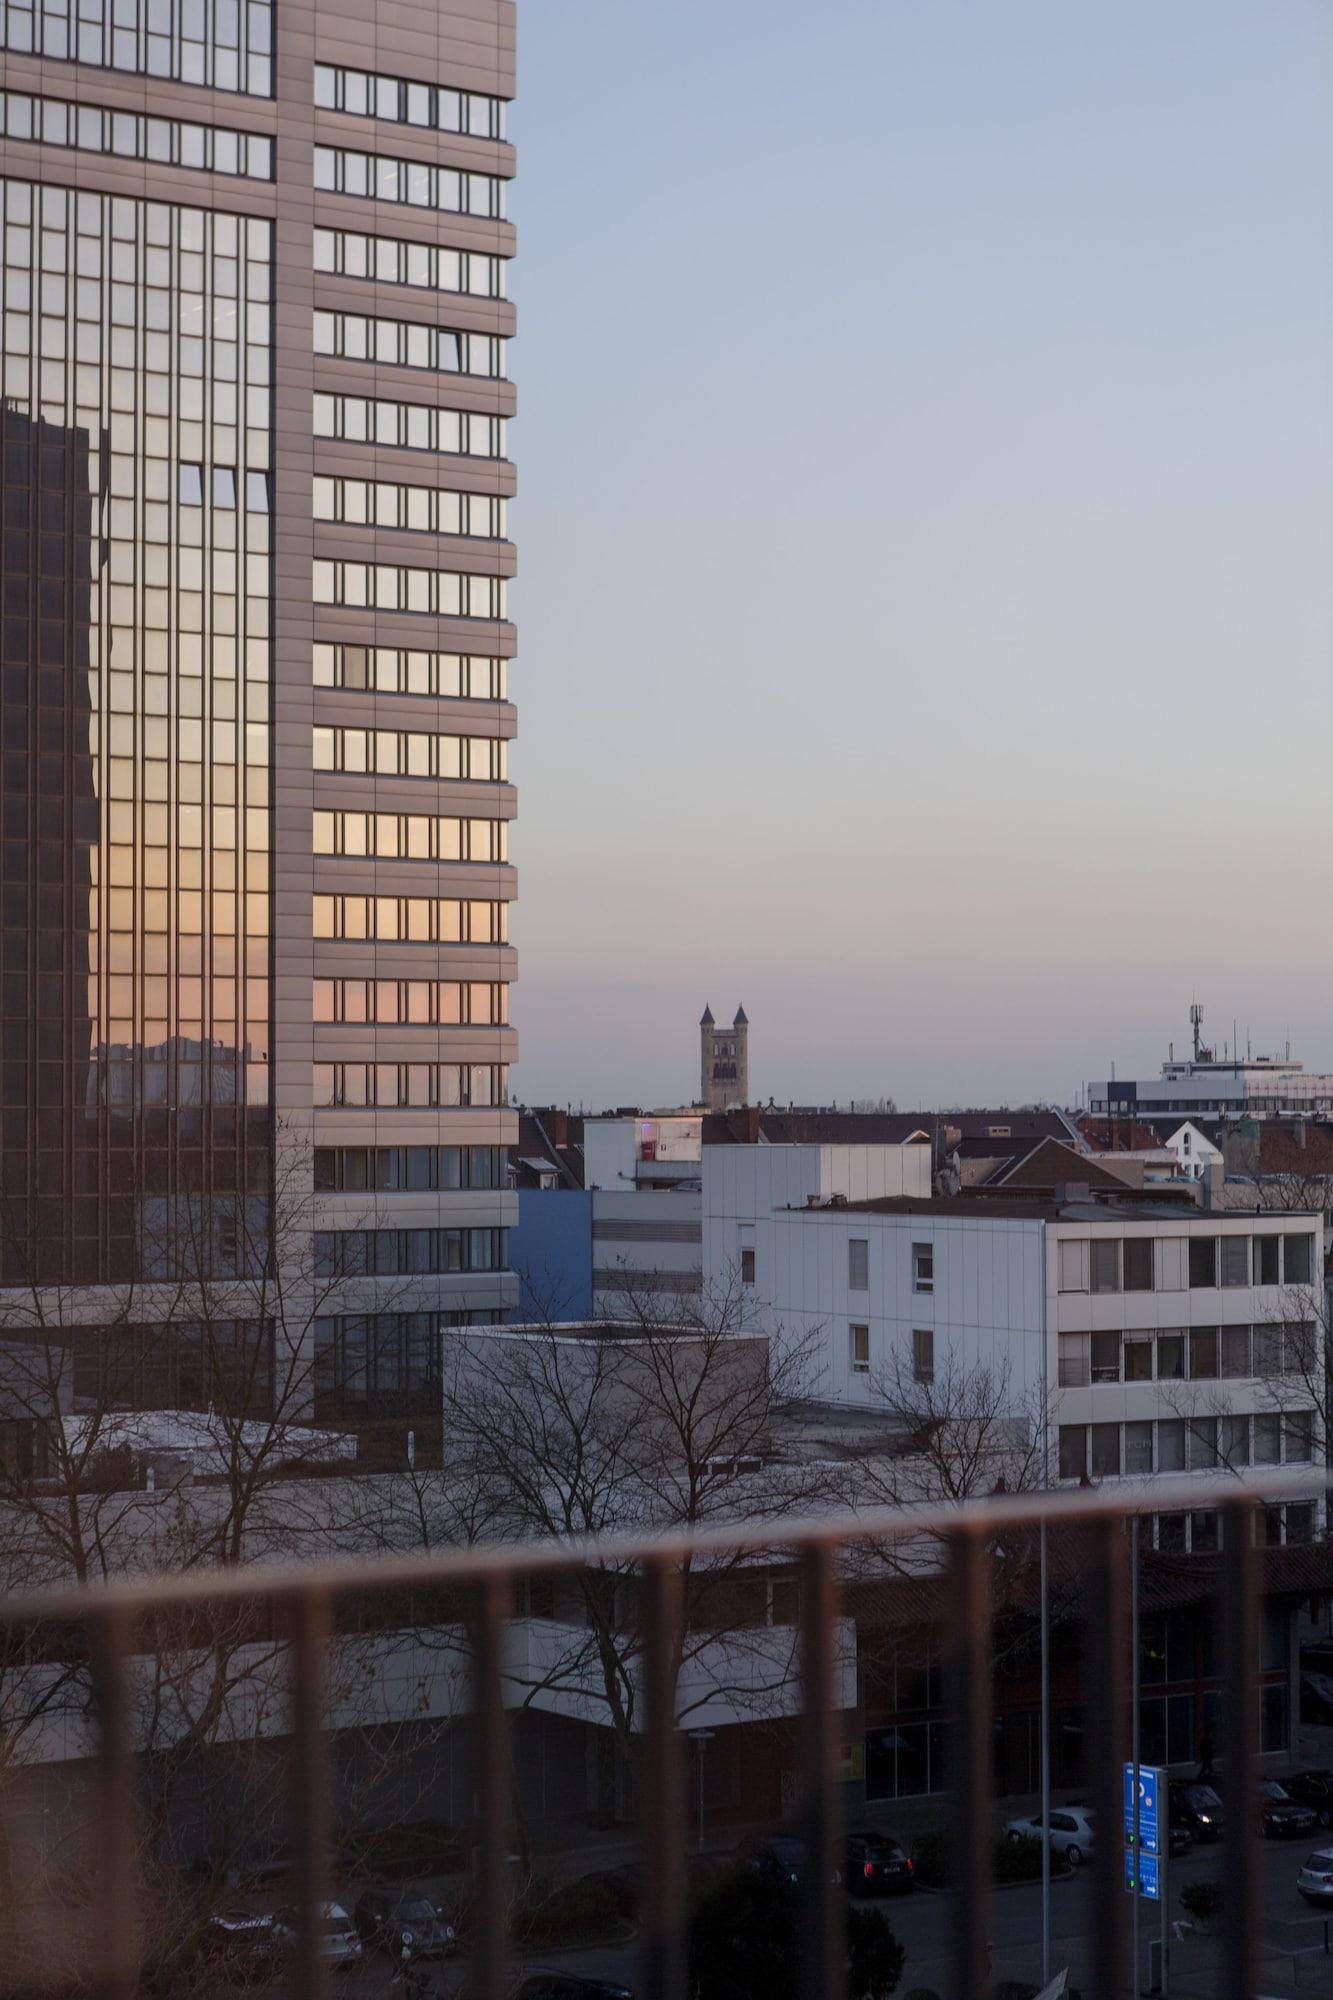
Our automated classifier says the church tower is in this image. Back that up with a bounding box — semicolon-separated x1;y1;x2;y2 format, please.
700;1005;749;1111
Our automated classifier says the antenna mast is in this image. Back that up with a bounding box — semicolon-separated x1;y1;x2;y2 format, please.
1190;1002;1204;1062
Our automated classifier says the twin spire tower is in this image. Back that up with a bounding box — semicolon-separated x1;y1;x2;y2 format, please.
699;1005;749;1112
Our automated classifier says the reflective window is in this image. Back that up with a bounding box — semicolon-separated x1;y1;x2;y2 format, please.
312;390;506;460
312;558;507;620
313;226;504;299
312;644;506;699
313;308;505;379
312;895;507;943
313;978;507;1026
312;725;506;782
313;811;508;863
312;145;506;220
314;1062;507;1108
313;474;505;539
1;0;273;93
312;63;507;141
0;89;273;174
311;1145;505;1193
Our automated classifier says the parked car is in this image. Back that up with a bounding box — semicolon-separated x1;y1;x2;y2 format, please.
1298;1849;1333;1905
269;1902;363;1967
736;1835;841;1887
1003;1806;1096;1867
200;1910;275;1980
1166;1823;1194;1859
1168;1782;1224;1842
513;1978;635;2000
845;1833;914;1896
354;1886;456;1957
1256;1781;1318;1840
1284;1770;1333;1828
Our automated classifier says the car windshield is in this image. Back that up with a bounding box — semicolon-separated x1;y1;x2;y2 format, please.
1182;1787;1221;1810
1305;1853;1333;1871
1260;1783;1290;1802
768;1841;804;1863
393;1900;436;1921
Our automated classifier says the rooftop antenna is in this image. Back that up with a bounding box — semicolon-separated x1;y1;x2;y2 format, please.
1190;1002;1204;1062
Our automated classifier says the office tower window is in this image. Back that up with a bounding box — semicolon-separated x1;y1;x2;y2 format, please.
311;560;507;620
850;1324;869;1375
1188;1236;1217;1288
912;1242;933;1293
313;979;508;1027
0;90;273;175
1283;1234;1314;1285
313;145;506;219
313;476;506;539
1089;1239;1120;1293
1;0;274;92
912;1328;934;1385
313;813;508;864
312;1146;505;1194
313;1063;507;1109
313;310;506;379
1220;1235;1250;1287
313;644;507;700
312;896;507;944
313;228;505;299
1123;1237;1153;1291
848;1238;868;1290
312;726;507;782
313;63;507;140
313;392;507;460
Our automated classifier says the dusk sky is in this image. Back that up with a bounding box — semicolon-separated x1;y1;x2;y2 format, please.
508;0;1333;1112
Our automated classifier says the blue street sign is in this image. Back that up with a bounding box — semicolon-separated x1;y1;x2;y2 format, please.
1123;1763;1161;1857
1124;1847;1161;1901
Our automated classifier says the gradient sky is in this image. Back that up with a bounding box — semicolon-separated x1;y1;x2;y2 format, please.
507;0;1333;1113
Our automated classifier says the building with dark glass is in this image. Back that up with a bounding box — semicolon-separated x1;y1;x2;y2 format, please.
0;0;518;1422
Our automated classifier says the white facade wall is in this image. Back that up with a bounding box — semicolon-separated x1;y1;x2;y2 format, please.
591;1187;703;1312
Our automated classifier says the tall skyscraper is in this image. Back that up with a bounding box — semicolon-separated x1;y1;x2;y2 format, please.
0;0;518;1421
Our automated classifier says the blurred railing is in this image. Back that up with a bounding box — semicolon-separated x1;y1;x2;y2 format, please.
1;1466;1329;2000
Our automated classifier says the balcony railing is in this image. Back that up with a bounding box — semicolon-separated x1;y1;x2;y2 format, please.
1;1466;1329;2000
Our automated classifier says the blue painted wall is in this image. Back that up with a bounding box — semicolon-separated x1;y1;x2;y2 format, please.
509;1189;594;1320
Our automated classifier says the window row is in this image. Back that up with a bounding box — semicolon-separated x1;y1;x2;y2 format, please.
313;144;505;220
1057;1322;1316;1387
313;62;507;141
1057;1231;1314;1294
848;1322;934;1382
0;0;273;94
313;475;505;541
1153;1504;1315;1556
1058;1410;1315;1481
312;893;507;944
313;644;506;702
313;1312;445;1414
313;309;505;378
0;87;273;176
315;1226;507;1278
314;1061;507;1108
312;1143;505;1192
312;724;506;782
312;559;507;622
313;226;504;300
180;463;269;509
313;390;506;461
314;977;508;1027
313;809;507;864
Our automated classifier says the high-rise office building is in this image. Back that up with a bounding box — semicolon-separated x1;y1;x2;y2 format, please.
0;0;518;1419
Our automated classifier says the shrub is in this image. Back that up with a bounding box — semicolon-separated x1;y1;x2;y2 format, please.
1179;1879;1223;1920
689;1867;904;2000
905;1830;1045;1889
994;1835;1045;1884
514;1873;624;1948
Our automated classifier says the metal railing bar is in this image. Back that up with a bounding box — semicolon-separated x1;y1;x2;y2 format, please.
946;1526;990;2000
1221;1498;1258;2000
90;1605;139;2000
290;1588;333;2000
472;1570;512;2000
1;1466;1325;1626
799;1540;844;2000
1086;1516;1128;2000
641;1555;686;2000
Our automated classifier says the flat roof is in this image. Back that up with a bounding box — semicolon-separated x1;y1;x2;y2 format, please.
796;1195;1321;1225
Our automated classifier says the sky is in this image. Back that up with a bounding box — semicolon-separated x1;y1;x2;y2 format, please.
506;0;1333;1113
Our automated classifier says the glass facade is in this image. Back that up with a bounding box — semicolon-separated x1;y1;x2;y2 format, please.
0;89;274;177
0;177;271;1283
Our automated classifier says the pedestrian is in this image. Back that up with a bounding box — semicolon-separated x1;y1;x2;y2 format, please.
1197;1726;1215;1781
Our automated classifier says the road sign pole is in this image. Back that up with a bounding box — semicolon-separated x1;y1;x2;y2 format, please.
1132;1519;1141;1994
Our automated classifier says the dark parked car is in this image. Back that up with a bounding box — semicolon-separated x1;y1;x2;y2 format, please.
514;1978;635;2000
1167;1823;1194;1859
1168;1782;1224;1841
845;1832;913;1896
736;1835;841;1887
354;1886;456;1957
1284;1770;1333;1828
1256;1781;1318;1840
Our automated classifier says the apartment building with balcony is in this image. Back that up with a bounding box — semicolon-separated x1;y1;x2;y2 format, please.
0;0;518;1426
